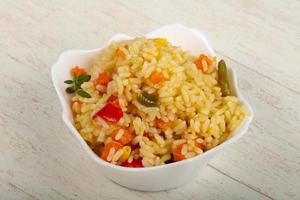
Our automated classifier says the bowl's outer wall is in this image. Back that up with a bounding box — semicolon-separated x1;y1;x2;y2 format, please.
51;24;253;191
102;152;216;191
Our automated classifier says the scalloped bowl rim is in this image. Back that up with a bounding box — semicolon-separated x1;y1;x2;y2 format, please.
51;24;254;172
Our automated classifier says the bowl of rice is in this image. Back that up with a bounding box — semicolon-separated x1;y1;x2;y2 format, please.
51;24;253;191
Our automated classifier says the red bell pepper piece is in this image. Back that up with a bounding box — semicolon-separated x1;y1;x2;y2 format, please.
121;158;143;168
93;102;123;123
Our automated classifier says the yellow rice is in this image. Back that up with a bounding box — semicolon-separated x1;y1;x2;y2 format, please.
72;37;248;167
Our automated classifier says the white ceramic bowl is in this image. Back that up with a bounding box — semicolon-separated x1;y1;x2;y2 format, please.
51;24;254;191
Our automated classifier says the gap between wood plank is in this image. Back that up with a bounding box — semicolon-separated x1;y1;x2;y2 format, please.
208;164;274;200
0;178;39;200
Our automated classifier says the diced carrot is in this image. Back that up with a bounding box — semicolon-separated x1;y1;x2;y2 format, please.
194;54;213;71
107;92;118;105
116;45;128;60
111;127;134;145
194;58;202;69
101;141;123;161
156;119;172;129
116;49;125;60
122;158;143;168
148;71;166;84
202;54;213;65
71;66;86;76
173;144;185;161
96;71;110;86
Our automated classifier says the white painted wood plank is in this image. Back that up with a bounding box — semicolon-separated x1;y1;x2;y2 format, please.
0;178;36;200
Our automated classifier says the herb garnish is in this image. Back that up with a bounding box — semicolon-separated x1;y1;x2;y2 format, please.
64;74;91;98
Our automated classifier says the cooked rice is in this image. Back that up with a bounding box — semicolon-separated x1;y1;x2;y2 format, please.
71;37;248;167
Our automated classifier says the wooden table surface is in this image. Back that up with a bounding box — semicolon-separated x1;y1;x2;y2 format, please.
1;1;299;199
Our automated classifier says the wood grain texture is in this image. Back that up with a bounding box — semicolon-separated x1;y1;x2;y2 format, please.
0;0;299;199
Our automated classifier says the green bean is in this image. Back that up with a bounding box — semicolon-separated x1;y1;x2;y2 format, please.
218;60;231;97
138;91;160;107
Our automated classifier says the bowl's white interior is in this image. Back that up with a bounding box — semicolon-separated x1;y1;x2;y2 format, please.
51;24;253;171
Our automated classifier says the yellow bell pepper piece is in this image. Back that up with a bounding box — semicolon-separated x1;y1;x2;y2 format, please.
119;146;131;162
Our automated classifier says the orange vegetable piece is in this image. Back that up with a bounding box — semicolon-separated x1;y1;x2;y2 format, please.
111;127;134;145
196;143;205;150
96;71;110;86
71;66;86;76
116;45;128;60
117;49;125;60
107;92;118;105
101;141;123;161
148;71;166;84
156;120;171;129
194;54;213;71
173;144;185;161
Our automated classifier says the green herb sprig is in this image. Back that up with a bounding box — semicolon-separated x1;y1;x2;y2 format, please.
64;74;92;98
